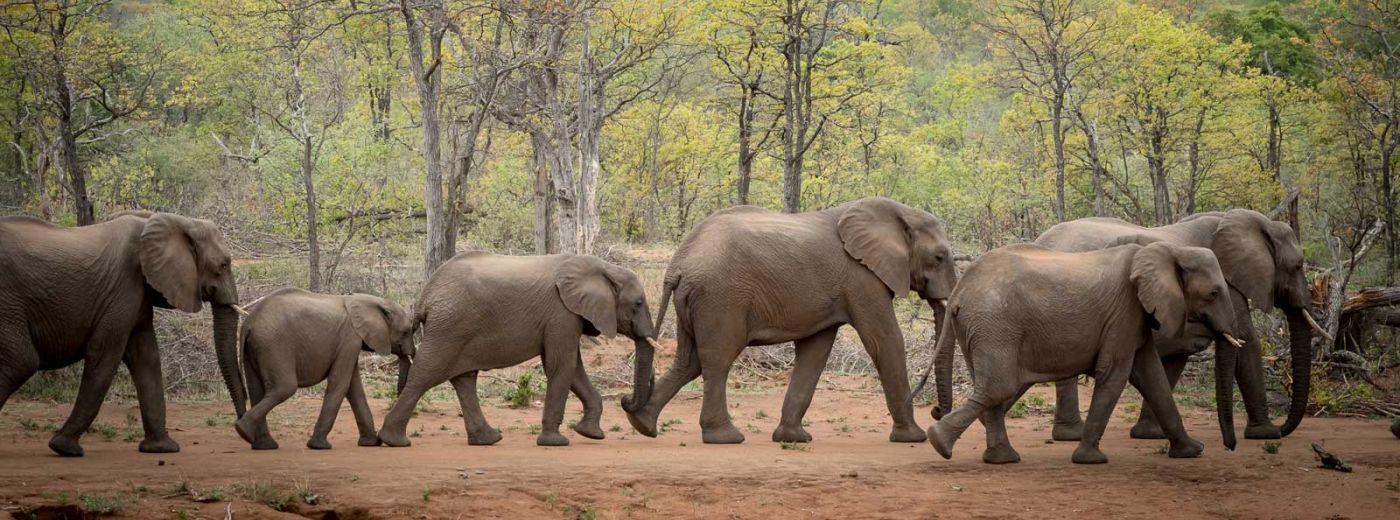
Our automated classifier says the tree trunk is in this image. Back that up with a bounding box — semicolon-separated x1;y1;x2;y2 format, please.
54;70;93;225
530;130;554;254
737;87;753;206
302;137;322;291
401;0;448;277
1149;125;1171;225
1051;100;1066;222
1078;113;1107;217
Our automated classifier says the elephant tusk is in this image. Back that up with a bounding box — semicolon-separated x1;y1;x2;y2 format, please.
1302;311;1334;342
1221;333;1245;349
231;304;250;317
645;337;664;350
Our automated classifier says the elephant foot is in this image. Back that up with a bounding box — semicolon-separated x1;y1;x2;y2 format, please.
1244;422;1282;440
357;435;382;447
927;422;955;460
377;426;411;447
1051;420;1083;442
1071;444;1108;464
251;437;279;450
1167;437;1204;459
469;427;503;446
537;430;570;447
138;435;180;454
625;408;659;438
771;424;812;443
1129;420;1167;440
889;422;927;443
1391;418;1399;439
573;421;605;440
48;435;84;458
701;423;745;444
306;437;332;450
233;418;257;444
982;444;1021;464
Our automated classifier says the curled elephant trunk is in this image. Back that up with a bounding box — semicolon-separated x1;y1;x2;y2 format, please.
622;337;657;414
1215;332;1240;451
1280;308;1314;437
395;353;412;396
212;304;246;418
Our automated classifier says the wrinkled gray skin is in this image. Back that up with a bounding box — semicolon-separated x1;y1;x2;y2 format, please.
0;211;241;457
378;252;655;447
626;197;957;444
234;288;416;450
1036;209;1315;441
927;243;1237;464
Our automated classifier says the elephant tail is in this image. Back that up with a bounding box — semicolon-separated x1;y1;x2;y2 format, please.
930;304;959;420
653;272;677;334
234;316;254;419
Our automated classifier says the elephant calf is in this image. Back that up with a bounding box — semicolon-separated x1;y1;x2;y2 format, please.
926;242;1243;464
235;288;416;450
377;252;659;447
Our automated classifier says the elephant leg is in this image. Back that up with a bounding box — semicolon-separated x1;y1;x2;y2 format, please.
122;317;179;454
929;386;1011;460
537;336;580;447
626;318;701;437
0;328;39;412
49;331;129;457
1234;319;1280;439
773;325;837;443
1130;353;1187;439
849;305;924;443
981;386;1029;464
569;358;605;440
697;326;746;445
307;356;357;450
347;369;380;447
235;358;294;451
1129;347;1202;459
1051;377;1084;441
377;354;444;447
1073;362;1132;465
449;371;500;446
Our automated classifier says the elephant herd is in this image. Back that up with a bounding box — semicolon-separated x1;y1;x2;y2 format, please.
0;199;1384;465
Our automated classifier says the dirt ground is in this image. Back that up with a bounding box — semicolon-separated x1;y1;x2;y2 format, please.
2;362;1398;519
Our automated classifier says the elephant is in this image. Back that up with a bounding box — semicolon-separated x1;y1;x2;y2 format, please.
0;211;242;457
377;252;659;447
1392;417;1399;439
925;242;1244;464
1036;209;1324;441
233;288;416;450
624;197;958;445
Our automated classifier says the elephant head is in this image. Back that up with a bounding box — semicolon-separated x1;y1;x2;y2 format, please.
1210;209;1315;436
838;198;958;307
555;255;657;414
346;295;418;396
136;213;243;415
1132;242;1241;449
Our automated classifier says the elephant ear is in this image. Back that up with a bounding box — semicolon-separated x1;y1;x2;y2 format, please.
1131;242;1188;338
838;198;911;297
555;255;619;338
1212;209;1275;310
139;213;202;313
345;295;393;355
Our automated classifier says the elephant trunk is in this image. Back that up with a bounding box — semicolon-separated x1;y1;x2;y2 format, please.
1215;331;1239;451
932;309;957;420
395;353;412;396
1279;308;1314;436
212;304;246;418
908;300;946;408
622;336;656;414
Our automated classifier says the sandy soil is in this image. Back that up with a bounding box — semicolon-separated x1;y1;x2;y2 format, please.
2;368;1397;519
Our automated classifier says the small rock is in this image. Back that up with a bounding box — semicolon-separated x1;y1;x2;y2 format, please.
157;460;165;466
841;471;858;478
474;470;485;475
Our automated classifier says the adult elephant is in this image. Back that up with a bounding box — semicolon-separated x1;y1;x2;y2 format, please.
1036;209;1324;441
0;211;242;456
625;197;958;444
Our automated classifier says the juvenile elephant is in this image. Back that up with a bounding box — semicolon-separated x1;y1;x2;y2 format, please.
377;252;659;447
625;197;957;445
926;242;1243;464
234;288;416;450
0;211;242;457
1036;209;1324;441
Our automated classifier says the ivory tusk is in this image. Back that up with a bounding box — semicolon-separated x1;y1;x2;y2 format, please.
645;337;664;350
1302;311;1334;342
1221;333;1245;349
231;304;250;317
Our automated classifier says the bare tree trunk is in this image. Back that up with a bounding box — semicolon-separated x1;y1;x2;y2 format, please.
1149;122;1171;225
1185;108;1206;215
737;88;753;206
1076;112;1107;217
530;130;554;254
1051;100;1066;222
301;137;322;291
401;0;448;276
576;23;601;255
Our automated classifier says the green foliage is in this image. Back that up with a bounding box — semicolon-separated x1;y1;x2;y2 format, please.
78;493;129;516
505;372;541;409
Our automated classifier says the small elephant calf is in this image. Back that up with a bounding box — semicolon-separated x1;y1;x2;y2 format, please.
925;242;1245;464
235;288;416;450
377;252;660;447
